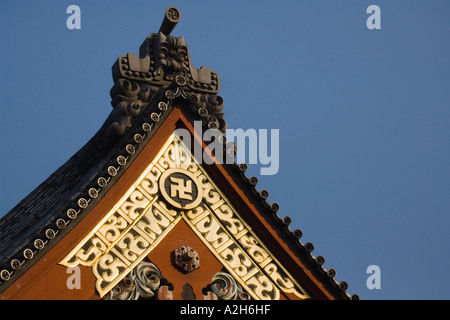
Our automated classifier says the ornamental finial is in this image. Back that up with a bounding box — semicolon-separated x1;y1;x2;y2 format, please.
159;6;181;35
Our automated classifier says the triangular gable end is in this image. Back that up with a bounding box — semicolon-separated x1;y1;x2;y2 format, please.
59;133;310;300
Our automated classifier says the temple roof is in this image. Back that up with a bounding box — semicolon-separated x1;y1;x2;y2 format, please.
0;7;357;300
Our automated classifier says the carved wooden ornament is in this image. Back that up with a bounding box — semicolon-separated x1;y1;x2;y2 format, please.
59;133;310;300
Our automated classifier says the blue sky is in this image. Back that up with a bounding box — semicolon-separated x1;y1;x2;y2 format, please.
1;1;450;300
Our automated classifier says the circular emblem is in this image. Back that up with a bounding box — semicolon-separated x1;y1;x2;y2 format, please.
159;169;203;210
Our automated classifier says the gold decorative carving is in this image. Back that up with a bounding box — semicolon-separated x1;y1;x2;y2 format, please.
103;259;173;300
159;168;203;209
59;133;309;299
203;271;251;300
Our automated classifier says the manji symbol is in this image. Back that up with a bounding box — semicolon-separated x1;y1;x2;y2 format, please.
170;176;193;201
159;169;203;210
167;7;180;20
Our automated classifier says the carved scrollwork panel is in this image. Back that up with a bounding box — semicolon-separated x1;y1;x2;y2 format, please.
103;260;173;300
203;271;251;300
60;133;309;299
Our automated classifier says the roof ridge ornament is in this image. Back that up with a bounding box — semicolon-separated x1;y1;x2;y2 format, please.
159;6;181;35
105;6;225;141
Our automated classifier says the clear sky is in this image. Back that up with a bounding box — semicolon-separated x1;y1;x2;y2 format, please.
1;1;450;300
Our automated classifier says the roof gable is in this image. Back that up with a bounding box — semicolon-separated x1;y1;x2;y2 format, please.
59;133;309;299
0;6;357;300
